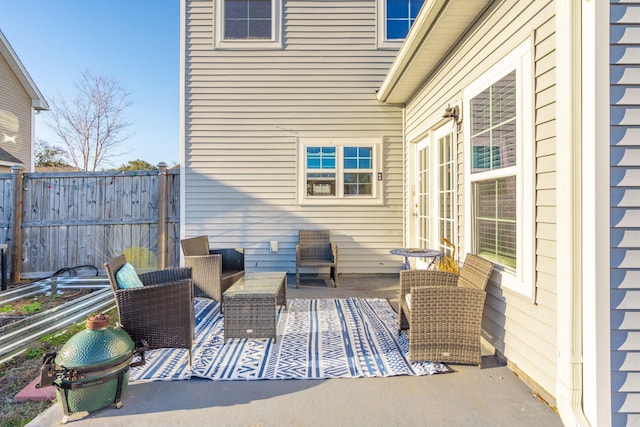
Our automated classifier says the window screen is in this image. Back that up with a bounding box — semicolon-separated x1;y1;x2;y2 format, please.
474;177;516;269
224;0;272;40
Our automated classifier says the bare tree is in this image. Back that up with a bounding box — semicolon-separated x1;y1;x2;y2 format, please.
45;71;133;171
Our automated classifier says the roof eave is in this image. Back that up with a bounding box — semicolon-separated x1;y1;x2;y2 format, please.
0;29;50;111
377;0;492;105
0;147;24;165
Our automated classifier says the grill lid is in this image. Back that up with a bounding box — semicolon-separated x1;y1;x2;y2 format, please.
55;314;135;370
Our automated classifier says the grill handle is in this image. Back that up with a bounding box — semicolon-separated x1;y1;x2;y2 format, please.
37;352;58;388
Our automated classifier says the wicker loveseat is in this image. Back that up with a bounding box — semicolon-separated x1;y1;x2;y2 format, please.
104;254;195;361
398;253;494;365
180;235;245;301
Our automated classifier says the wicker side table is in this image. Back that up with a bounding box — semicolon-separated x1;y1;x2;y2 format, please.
222;272;287;342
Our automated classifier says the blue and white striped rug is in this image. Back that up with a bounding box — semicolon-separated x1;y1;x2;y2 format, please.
129;298;449;382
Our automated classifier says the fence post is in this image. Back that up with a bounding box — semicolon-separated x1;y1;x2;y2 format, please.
157;162;168;269
9;165;24;284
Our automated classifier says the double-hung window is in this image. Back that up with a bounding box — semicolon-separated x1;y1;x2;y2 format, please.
463;39;534;297
298;138;383;205
214;0;282;49
377;0;424;47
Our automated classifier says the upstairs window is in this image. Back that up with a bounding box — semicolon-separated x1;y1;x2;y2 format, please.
215;0;282;49
387;0;424;40
377;0;424;47
224;0;271;39
298;139;383;206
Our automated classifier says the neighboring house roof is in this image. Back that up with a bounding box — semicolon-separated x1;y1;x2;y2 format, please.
377;0;492;104
0;146;23;165
0;29;49;111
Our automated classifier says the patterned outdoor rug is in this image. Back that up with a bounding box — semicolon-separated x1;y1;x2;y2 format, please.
129;298;450;382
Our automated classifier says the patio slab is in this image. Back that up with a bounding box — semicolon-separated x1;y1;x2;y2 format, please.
27;275;562;427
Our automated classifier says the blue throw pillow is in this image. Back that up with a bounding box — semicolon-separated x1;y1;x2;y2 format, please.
116;262;144;289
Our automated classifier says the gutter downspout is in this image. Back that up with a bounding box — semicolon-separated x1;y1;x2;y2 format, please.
555;1;590;425
179;0;187;253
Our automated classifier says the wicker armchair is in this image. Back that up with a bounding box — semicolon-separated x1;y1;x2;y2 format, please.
180;235;244;301
104;255;194;361
398;253;494;365
296;229;338;288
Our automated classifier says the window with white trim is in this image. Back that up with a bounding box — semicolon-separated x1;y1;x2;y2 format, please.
377;0;425;48
298;138;383;205
214;0;282;49
463;39;534;297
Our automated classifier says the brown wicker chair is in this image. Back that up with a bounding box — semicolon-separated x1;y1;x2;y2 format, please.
104;255;194;362
398;253;494;365
180;235;244;302
296;229;338;288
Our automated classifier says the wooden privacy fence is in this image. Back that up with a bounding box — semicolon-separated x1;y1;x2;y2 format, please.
0;163;180;283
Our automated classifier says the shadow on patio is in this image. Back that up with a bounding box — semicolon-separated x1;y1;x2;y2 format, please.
27;275;562;427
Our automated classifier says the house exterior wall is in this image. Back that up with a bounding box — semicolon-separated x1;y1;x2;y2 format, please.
182;0;404;274
401;0;557;399
610;2;640;424
0;52;32;172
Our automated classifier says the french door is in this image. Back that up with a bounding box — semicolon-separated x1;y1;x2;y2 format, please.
414;124;456;268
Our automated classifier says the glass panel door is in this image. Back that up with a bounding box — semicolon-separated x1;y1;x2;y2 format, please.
416;143;431;251
413;124;455;269
438;131;455;257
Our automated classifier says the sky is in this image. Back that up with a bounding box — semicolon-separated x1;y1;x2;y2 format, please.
0;0;180;168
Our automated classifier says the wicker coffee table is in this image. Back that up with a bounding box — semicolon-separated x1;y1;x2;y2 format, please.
222;271;287;342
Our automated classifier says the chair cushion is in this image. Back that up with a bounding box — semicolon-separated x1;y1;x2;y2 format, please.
405;293;411;310
116;263;144;289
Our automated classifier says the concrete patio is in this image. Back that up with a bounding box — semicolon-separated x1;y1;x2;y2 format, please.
27;275;563;427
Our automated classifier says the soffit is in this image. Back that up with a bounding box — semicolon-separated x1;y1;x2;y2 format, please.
377;0;492;105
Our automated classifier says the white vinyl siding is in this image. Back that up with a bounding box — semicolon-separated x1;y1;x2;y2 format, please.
183;0;404;275
610;2;640;424
402;0;557;402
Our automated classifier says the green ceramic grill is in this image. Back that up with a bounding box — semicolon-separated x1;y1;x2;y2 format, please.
38;314;146;423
